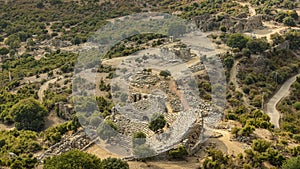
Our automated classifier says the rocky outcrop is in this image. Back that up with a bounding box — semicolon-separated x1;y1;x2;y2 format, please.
235;12;248;19
38;131;94;163
194;13;264;33
242;15;264;32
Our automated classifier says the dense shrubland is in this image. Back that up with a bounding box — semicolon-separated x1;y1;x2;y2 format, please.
10;98;48;131
0;130;41;168
228;109;273;136
42;116;81;145
180;0;249;19
224;31;300;109
1;52;76;87
0;0;299;168
0;52;76;125
278;77;300;135
43;149;129;169
0;85;38;123
200;138;300;169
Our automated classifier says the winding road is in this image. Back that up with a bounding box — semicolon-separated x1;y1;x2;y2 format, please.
266;73;300;128
38;77;58;102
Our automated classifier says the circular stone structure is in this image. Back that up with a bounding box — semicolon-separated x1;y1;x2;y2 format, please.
73;12;226;158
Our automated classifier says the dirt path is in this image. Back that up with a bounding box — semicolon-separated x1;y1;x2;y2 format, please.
266;73;300;128
0;123;14;131
255;22;300;41
210;128;246;155
235;1;256;16
38;77;57;102
235;1;299;42
86;144;200;169
230;58;251;108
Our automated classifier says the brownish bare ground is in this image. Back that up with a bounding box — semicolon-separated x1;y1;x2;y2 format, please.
44;110;66;129
0;123;14;131
86;143;200;169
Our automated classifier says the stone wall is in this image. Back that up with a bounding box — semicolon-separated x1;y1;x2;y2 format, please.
194;13;264;33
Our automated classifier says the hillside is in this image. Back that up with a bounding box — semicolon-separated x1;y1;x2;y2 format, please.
0;0;300;168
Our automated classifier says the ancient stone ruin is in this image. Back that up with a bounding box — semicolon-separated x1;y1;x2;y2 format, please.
194;13;264;33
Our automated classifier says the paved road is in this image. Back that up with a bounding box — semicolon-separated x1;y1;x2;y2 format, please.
266;74;300;128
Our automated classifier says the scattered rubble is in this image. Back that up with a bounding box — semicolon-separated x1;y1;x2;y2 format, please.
38;130;95;163
194;13;264;33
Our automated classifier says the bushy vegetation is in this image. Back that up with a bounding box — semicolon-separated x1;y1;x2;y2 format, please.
180;0;248;18
201;140;288;169
43;149;102;169
226;33;249;50
43;116;81;145
105;33;167;59
100;157;129;169
282;156;300;169
0;130;41;168
228;109;273;133
159;70;171;78
0;0;157;51
0;85;38;123
278;77;300;135
227;31;300;108
1;0;300;168
132;131;146;147
201;149;235;169
149;113;166;132
168;145;188;159
10;98;48;131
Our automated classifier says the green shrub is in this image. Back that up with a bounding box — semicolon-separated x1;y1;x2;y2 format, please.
168;145;188;159
100;158;129;169
149;113;166;132
43;149;101;169
132;131;146;146
252;139;271;153
293;134;300;142
0;47;9;55
226;33;249;50
246;38;269;54
283;16;296;26
282;156;300;169
10;98;48;131
159;70;171;78
227;113;238;120
293;102;300;110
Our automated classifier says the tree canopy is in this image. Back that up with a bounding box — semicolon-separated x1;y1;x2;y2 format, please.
43;149;102;169
132;131;146;146
43;150;129;169
283;16;296;27
100;157;129;169
246;38;269;54
10;98;48;131
149;113;166;132
159;70;171;78
226;33;249;50
282;156;300;169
